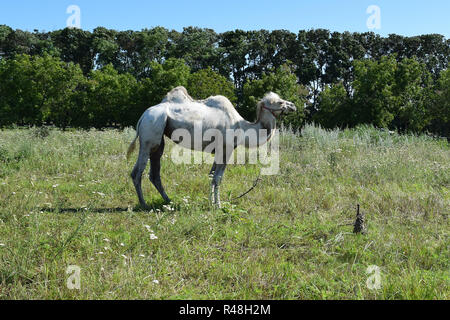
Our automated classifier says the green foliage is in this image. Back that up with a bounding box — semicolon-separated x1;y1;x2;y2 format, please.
86;65;139;128
242;63;307;127
315;55;439;134
391;57;433;132
428;68;450;137
314;82;353;128
51;28;94;74
137;58;191;115
0;54;42;126
352;55;398;128
0;25;449;136
0;54;85;127
187;67;236;103
169;27;219;72
92;27;119;70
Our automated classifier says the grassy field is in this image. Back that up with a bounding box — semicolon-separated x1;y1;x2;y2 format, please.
0;124;448;299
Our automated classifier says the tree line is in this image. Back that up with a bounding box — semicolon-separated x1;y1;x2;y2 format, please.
0;25;448;136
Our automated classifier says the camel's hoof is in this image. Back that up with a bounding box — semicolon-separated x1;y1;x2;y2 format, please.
138;203;150;211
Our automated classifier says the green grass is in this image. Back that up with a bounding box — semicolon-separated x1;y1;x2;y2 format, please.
0;124;448;299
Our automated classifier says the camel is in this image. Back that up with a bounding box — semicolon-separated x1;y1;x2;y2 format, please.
127;86;296;208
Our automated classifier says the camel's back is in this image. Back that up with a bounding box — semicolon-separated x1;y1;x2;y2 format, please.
161;87;241;124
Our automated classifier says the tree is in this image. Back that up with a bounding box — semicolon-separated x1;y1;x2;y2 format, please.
86;64;139;128
51;28;94;74
242;63;306;128
0;54;85;128
317;55;434;132
352;56;398;128
186;67;236;103
135;27;170;76
218;30;249;91
0;54;43;125
169;27;219;72
137;58;191;115
0;28;56;59
37;55;86;129
428;68;450;137
0;25;13;58
391;57;433;132
314;82;353;128
92;27;119;70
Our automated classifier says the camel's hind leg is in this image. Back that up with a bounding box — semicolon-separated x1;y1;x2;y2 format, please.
149;138;171;203
131;145;150;209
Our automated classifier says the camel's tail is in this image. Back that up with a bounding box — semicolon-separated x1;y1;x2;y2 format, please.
126;116;143;161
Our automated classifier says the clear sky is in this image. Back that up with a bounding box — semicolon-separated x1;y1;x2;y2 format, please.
1;0;449;37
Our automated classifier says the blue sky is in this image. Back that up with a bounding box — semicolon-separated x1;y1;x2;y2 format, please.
1;0;449;37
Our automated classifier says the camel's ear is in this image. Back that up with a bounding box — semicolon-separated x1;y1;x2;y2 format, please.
256;101;264;121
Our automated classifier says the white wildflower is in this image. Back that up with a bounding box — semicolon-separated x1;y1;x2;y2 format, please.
150;234;158;240
163;204;175;211
152;280;159;284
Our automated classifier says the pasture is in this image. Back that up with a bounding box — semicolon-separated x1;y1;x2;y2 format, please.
0;125;448;299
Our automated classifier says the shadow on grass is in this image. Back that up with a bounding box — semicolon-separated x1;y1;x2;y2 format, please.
39;199;174;214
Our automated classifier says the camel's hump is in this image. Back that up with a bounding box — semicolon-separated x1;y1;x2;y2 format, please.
203;95;235;110
162;87;238;115
162;86;195;104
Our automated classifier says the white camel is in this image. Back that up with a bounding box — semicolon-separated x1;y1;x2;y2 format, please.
127;86;296;208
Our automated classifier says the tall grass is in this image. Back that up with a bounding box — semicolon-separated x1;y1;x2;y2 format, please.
0;125;448;299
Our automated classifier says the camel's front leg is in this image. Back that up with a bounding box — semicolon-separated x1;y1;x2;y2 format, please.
209;161;217;177
211;163;227;208
209;161;216;203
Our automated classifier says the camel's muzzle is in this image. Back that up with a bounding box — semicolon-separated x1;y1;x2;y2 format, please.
281;102;297;114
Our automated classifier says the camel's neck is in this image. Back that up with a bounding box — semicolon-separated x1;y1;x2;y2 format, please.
238;110;276;148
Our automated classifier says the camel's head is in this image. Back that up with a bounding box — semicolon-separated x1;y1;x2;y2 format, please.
257;92;297;118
